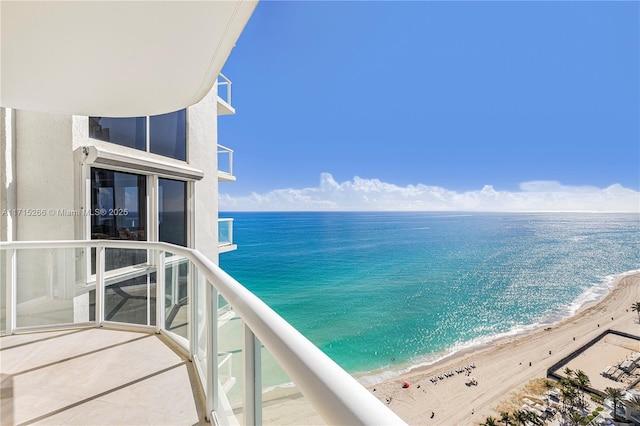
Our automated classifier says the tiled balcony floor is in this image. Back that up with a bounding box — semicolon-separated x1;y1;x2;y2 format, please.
0;328;205;425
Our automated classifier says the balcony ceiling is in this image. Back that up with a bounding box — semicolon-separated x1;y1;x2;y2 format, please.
1;1;257;117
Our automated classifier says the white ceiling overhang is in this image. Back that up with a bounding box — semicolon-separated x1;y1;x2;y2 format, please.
1;0;257;117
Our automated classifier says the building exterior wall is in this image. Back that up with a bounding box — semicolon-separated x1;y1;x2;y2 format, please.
189;85;220;263
14;110;76;241
3;85;223;262
1;108;17;242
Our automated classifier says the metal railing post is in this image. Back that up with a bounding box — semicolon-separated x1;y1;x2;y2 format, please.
6;248;16;334
188;261;195;361
155;250;165;333
205;280;219;419
95;246;105;326
243;323;262;426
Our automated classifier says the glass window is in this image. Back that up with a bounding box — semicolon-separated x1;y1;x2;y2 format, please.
91;168;147;272
149;110;187;161
159;178;187;247
88;117;146;151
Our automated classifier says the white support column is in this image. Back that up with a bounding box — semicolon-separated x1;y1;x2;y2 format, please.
5;248;16;334
188;261;195;361
243;323;262;426
171;263;179;307
95;246;105;326
155;250;165;333
205;281;219;419
146;273;151;326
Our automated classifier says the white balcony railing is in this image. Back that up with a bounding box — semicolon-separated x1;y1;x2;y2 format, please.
217;73;234;115
218;217;236;253
217;144;235;181
0;240;405;426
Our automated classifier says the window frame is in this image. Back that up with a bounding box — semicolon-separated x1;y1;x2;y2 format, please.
88;109;189;162
81;163;195;286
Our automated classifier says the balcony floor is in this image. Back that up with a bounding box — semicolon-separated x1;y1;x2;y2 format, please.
0;328;206;425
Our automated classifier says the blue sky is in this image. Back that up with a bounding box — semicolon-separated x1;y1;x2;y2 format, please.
218;1;639;211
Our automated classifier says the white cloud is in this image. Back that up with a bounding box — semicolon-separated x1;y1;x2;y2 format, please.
220;173;640;212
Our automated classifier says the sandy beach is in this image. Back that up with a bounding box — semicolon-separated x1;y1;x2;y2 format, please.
366;271;640;425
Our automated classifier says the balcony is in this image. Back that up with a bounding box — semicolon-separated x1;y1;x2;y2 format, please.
0;240;405;425
217;74;235;116
218;218;237;253
217;144;235;182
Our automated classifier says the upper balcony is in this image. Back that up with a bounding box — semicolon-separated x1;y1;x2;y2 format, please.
218;217;237;253
0;240;406;426
217;144;235;182
217;74;235;116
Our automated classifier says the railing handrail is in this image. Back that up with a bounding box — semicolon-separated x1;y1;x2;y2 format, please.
1;239;406;425
217;144;233;154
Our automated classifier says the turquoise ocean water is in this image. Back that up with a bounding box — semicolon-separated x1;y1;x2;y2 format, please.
219;212;640;383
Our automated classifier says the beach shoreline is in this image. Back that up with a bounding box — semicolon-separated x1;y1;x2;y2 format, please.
356;269;637;386
365;270;640;425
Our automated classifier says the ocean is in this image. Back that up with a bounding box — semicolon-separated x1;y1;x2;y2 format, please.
219;212;640;383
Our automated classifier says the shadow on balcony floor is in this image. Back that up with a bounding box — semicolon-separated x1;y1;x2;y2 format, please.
0;328;206;425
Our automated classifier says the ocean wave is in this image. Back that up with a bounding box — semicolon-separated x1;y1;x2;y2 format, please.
262;381;296;394
357;269;639;387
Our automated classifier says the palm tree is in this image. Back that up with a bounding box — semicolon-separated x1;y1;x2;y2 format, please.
483;416;498;426
563;367;574;379
524;411;543;426
605;387;624;421
512;410;529;426
500;411;513;426
561;385;578;408
632;301;640;323
568;411;583;426
574;369;590;408
624;394;640;417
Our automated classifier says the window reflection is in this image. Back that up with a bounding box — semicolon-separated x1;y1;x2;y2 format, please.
89;117;146;151
159;178;187;247
150;110;187;161
88;110;187;162
91;168;147;273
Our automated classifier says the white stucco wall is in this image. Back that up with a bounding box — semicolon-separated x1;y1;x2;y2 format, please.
1;108;17;242
188;85;219;263
15;110;76;241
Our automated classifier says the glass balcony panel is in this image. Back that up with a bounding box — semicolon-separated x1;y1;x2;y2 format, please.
103;273;156;326
105;247;148;272
194;266;207;392
260;342;325;425
164;255;189;339
100;248;156;326
218;219;232;246
217;294;243;425
14;248;91;329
